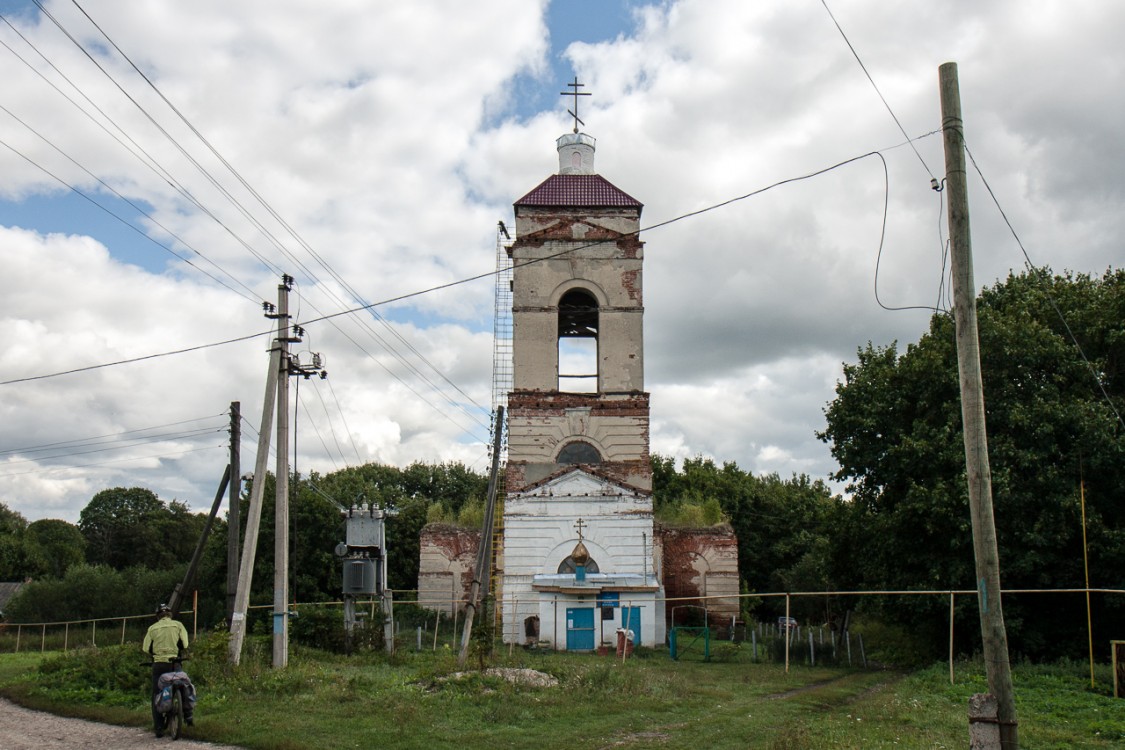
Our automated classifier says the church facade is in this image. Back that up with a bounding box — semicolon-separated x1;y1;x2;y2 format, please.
417;111;741;650
497;126;666;650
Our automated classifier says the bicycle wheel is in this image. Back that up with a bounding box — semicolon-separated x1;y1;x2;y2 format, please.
166;686;184;740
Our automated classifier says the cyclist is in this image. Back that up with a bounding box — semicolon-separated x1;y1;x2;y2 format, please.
142;603;191;737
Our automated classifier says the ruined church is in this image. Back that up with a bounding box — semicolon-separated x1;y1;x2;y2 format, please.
419;98;738;650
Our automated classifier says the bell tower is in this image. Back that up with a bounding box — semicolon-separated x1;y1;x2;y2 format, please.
499;81;662;651
505;120;649;492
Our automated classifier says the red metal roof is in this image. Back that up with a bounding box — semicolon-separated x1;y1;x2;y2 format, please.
515;174;642;209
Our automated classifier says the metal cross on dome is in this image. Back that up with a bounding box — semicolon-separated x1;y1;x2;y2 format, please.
560;76;591;133
574;517;587;541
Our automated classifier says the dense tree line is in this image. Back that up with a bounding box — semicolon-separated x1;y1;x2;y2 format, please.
1;462;487;626
820;269;1125;660
652;454;838;625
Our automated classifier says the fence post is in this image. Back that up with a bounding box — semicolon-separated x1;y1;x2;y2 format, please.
92;619;97;648
949;591;956;685
41;624;46;652
784;593;791;673
15;625;21;653
64;623;68;652
846;632;852;666
751;629;757;662
808;631;815;666
858;633;867;668
121;617;127;645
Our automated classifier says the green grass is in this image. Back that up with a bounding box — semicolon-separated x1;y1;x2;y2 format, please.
0;637;1120;749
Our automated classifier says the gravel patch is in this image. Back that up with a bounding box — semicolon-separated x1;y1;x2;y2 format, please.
0;698;242;749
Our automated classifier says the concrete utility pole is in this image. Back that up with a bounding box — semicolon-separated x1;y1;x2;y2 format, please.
273;276;295;669
226;401;241;625
939;61;1019;749
458;406;505;667
228;283;284;665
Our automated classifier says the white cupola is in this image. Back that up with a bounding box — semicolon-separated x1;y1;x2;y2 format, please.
557;132;596;175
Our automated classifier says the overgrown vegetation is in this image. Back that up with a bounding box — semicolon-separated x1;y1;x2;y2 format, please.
1;461;488;630
820;269;1125;661
0;639;1119;749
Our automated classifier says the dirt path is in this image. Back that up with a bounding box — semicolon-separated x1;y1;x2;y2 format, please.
0;698;241;749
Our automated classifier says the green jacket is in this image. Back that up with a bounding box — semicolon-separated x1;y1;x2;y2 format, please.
143;617;189;663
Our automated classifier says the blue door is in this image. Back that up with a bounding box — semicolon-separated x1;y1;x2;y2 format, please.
620;607;642;646
566;607;595;651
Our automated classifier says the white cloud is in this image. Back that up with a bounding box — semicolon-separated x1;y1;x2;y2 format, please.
1;0;1122;522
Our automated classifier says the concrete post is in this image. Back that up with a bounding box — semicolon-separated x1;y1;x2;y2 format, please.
969;693;1001;750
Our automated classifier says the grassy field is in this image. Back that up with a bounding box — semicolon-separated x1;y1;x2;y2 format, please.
0;636;1120;749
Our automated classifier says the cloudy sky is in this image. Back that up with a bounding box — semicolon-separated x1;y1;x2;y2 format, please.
1;0;1121;523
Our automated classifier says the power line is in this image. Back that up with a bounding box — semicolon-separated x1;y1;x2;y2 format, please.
8;3;494;443
0;442;224;477
818;0;938;183
0;414;225;456
0;110;261;304
0;426;223;466
56;0;487;429
964;143;1125;431
0;15;283;284
0;328;273;386
1;138;941;387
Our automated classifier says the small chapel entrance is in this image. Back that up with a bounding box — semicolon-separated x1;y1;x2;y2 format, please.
566;607;596;650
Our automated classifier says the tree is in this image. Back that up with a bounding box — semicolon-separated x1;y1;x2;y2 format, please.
78;487;208;571
23;519;86;579
0;502;29;581
820;269;1125;659
651;454;838;624
79;487;164;568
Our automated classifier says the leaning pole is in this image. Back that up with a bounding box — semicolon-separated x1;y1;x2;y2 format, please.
939;61;1018;749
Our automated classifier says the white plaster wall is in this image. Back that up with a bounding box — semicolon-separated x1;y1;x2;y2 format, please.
536;591;662;649
501;471;659;648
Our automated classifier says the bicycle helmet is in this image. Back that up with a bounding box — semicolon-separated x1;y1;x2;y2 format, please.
156;603;172;615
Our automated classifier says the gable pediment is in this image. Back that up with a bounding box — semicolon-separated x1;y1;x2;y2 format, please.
514;466;642;499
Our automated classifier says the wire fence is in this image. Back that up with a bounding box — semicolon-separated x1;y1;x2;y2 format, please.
2;586;1121;686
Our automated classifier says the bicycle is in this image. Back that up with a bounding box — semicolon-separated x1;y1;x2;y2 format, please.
142;656;193;740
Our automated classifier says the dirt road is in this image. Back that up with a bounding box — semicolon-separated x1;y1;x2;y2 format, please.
0;698;241;749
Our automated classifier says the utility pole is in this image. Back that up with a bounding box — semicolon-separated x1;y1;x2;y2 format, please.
226;401;241;625
458;406;504;667
939;62;1019;748
228;283;284;665
273;275;296;669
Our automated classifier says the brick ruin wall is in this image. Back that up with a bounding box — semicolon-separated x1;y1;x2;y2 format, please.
418;522;739;625
417;524;480;615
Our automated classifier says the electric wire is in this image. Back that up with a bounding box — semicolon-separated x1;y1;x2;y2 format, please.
9;3;496;442
57;0;487;428
25;0;298;281
325;375;363;463
0;107;261;304
0;16;282;286
0;443;223;477
297;386;341;473
309;378;350;468
818;0;937;183
964;144;1125;431
1;137;942;386
0;327;273;386
0;425;224;464
0;414;225;456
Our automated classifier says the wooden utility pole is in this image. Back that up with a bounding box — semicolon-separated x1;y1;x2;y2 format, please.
226;401;241;625
170;465;231;616
228;286;283;665
273;278;293;668
458;406;505;667
939;61;1019;748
